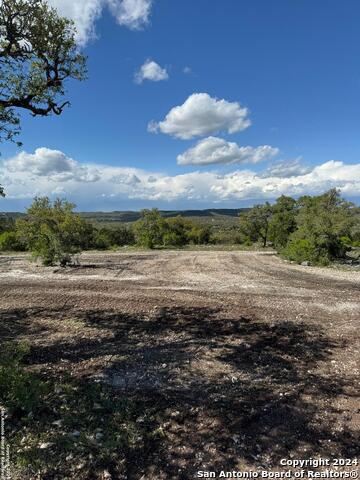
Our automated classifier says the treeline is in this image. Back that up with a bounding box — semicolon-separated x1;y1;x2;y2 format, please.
0;198;211;266
239;189;360;265
0;190;359;266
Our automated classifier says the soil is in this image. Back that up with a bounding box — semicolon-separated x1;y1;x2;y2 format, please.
0;250;359;479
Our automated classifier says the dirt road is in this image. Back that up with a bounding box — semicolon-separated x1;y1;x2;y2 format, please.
0;251;359;479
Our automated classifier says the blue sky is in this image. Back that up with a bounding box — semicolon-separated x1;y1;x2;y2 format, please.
1;0;360;211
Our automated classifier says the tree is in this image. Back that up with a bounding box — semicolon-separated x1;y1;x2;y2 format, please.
0;230;26;250
133;209;166;249
16;197;90;265
268;195;297;249
93;226;135;250
187;224;211;245
239;202;273;247
162;216;193;247
0;0;86;193
283;189;356;265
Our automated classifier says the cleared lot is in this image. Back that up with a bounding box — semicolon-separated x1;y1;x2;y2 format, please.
0;251;359;479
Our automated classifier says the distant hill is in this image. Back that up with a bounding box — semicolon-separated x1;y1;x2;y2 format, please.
1;209;248;227
80;208;249;226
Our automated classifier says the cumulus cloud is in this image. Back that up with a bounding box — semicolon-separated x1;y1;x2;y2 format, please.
149;93;251;140
110;173;141;185
177;137;279;166
108;0;152;30
1;149;360;205
262;158;311;178
134;59;168;84
47;0;152;45
5;148;100;183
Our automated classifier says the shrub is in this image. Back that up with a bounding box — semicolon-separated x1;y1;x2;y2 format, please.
0;342;46;416
163;231;185;247
0;231;26;251
133;209;165;249
163;217;192;247
209;227;241;245
16;197;92;266
239;203;273;247
282;235;330;266
93;226;135;250
188;225;211;245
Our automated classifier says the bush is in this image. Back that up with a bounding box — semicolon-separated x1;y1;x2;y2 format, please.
0;342;46;416
209;227;241;245
133;209;165;249
16;197;92;266
282;235;330;266
92;226;135;250
163;217;192;247
188;225;211;245
0;231;26;251
163;231;185;247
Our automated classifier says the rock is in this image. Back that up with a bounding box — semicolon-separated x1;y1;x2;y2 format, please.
69;430;81;438
52;420;63;427
301;261;310;266
39;442;54;449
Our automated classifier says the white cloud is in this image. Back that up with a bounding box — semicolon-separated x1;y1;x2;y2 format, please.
262;158;311;178
47;0;152;45
177;137;279;166
110;173;141;185
183;66;192;74
5;148;100;183
1;149;360;205
149;93;251;140
108;0;152;30
134;59;168;84
47;0;102;45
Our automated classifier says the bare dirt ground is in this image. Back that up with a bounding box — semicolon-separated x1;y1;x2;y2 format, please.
0;251;359;479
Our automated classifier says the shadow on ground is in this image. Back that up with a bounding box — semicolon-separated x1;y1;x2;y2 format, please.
0;306;358;479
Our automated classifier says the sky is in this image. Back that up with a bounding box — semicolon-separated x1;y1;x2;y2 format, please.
1;0;360;211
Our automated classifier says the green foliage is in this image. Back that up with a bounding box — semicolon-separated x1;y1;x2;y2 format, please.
0;0;86;145
16;197;91;265
239;202;273;247
268;195;297;249
0;215;15;234
350;208;360;245
0;230;26;251
0;0;86;195
209;226;243;245
282;235;330;266
0;341;45;415
238;189;358;265
133;210;211;248
162;216;193;247
133;209;166;248
93;226;135;250
188;224;211;245
282;189;356;265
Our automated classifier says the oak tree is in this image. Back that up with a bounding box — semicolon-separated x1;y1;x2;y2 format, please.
0;0;86;193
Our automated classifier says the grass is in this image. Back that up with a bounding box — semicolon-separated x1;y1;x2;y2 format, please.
1;342;163;480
